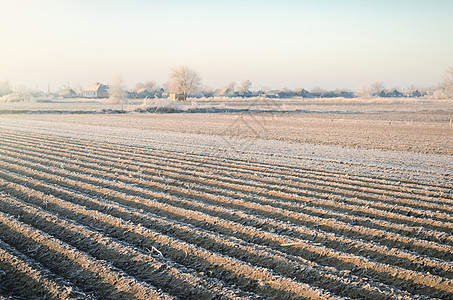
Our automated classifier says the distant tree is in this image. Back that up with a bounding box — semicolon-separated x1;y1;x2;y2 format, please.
440;66;453;98
239;80;252;92
405;85;417;94
355;84;371;99
168;65;201;101
370;81;385;96
15;85;33;101
200;85;214;97
74;84;84;95
0;81;12;96
386;86;400;93
108;75;127;104
310;86;325;94
134;81;157;92
226;81;236;91
145;81;157;91
134;82;145;91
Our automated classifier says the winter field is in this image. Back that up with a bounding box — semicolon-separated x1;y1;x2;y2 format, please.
0;98;452;299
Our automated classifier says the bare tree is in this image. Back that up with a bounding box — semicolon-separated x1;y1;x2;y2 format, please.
134;81;157;92
440;66;453;99
168;65;201;101
310;86;325;94
134;82;145;92
15;85;33;101
145;81;157;91
355;84;371;99
200;85;214;97
108;75;127;104
239;80;252;92
370;81;385;96
226;81;236;91
0;81;12;96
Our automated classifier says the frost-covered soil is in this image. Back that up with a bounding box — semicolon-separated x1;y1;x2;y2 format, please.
0;99;452;299
1;99;452;184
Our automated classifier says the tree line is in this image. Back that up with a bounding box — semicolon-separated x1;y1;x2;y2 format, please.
1;65;453;103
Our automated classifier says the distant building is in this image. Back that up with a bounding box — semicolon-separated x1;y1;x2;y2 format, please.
378;90;388;98
58;88;78;98
133;88;164;99
135;88;152;98
378;89;404;98
83;83;109;98
293;88;311;98
265;90;295;98
215;88;236;97
410;90;424;98
169;93;185;101
237;90;255;97
338;90;355;98
387;89;404;97
265;90;283;98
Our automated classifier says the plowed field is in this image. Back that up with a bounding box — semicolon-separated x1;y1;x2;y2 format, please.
0;104;452;299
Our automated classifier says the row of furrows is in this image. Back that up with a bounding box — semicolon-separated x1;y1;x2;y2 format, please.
2;147;453;266
3;136;452;231
0;181;340;300
1;131;453;220
2;130;451;201
0;191;256;300
1;155;452;298
0;237;90;300
2;135;453;241
0;203;172;300
2;144;453;261
0;173;430;300
16;129;453;197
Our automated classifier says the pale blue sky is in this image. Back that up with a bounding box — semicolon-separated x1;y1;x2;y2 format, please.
1;0;452;90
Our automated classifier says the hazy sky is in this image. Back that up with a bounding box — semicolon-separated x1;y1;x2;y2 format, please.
1;0;452;91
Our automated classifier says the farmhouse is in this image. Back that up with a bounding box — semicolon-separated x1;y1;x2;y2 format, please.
215;88;236;97
83;82;109;98
293;88;311;97
378;89;404;98
134;87;164;99
58;88;77;98
265;90;295;98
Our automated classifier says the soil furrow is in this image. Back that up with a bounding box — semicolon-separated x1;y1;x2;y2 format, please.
2;130;451;199
2;152;452;262
0;210;173;300
1;162;452;298
2;129;452;298
0;236;90;300
2;139;453;243
2;133;452;224
3;130;451;204
0;177;339;299
0;176;418;300
0;193;254;300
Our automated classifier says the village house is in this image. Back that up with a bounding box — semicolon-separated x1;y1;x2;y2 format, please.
293;88;311;97
378;89;404;98
58;88;78;99
215;88;236;97
265;90;295;98
82;83;109;98
133;87;164;99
